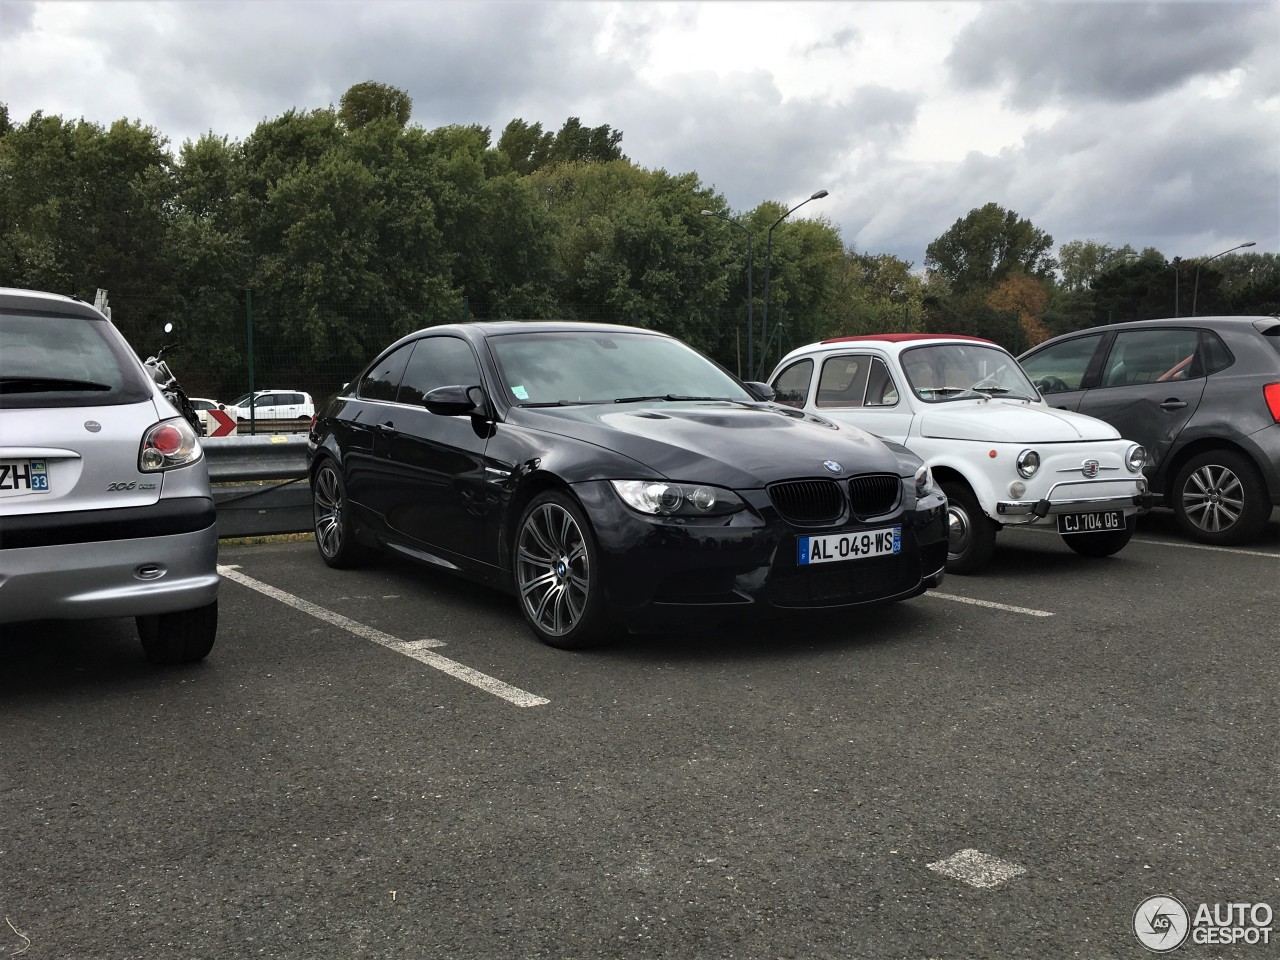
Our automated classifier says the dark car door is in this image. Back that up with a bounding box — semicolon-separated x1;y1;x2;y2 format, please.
342;342;414;511
373;334;498;569
1076;328;1205;479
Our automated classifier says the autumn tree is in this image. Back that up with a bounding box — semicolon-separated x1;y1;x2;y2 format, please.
986;271;1050;348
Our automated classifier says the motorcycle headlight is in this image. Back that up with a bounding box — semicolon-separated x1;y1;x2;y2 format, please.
1016;449;1041;479
1126;444;1148;473
914;464;934;499
140;418;202;471
611;480;745;517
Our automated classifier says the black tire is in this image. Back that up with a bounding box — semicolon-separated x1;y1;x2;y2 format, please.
941;480;998;575
1171;450;1271;545
312;458;374;568
513;491;612;649
137;600;217;665
1062;514;1135;557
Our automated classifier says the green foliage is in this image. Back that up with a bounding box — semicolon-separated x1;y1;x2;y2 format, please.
925;202;1055;294
497;117;625;176
338;82;413;130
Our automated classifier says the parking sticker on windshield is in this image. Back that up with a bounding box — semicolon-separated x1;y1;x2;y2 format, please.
512;385;529;400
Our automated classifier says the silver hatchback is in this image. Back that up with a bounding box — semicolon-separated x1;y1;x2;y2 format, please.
0;288;220;663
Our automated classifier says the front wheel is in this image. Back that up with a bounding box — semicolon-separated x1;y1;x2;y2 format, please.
1172;450;1271;545
137;600;217;664
941;480;998;575
514;491;611;649
1062;514;1135;557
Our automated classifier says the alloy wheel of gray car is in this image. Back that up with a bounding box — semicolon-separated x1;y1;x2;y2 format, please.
515;492;609;649
941;480;998;575
1172;450;1270;545
313;459;372;568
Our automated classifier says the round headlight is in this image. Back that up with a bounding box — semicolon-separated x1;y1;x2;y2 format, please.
687;487;718;512
1126;444;1148;473
1016;449;1040;479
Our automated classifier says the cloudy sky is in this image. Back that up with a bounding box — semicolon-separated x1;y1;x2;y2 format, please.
2;0;1277;269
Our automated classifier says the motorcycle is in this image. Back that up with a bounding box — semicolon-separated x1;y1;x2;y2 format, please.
144;323;204;436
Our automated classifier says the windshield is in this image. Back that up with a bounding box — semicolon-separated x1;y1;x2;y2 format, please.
487;330;754;406
900;343;1039;402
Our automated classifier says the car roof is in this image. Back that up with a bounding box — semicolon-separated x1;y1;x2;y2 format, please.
0;286;108;320
820;333;996;346
1026;315;1280;350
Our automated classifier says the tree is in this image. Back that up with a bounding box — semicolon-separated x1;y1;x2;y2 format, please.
338;81;412;130
497;116;625;176
986;271;1050;348
924;202;1055;294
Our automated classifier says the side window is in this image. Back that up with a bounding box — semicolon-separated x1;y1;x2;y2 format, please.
770;359;814;409
864;358;899;406
1100;329;1201;388
1019;334;1104;393
398;336;482;406
1202;331;1234;375
357;344;413;401
816;355;871;408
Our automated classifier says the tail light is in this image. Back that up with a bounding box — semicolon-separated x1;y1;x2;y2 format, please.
140;418;202;471
1265;383;1280;422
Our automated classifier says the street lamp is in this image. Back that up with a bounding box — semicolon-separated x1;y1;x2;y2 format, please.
701;209;754;377
759;189;828;380
1192;241;1256;316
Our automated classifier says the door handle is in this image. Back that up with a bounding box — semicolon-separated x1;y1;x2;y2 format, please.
1159;400;1187;411
376;421;395;432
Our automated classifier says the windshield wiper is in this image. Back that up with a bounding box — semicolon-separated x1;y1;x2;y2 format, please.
613;394;749;404
515;399;603;407
0;376;113;393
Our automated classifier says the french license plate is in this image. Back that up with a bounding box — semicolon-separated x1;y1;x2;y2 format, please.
798;526;901;565
0;459;50;497
1057;510;1124;534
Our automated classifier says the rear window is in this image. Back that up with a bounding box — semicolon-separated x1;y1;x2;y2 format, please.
0;309;153;409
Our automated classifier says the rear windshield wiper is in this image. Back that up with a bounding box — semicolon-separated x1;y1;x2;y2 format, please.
0;376;113;393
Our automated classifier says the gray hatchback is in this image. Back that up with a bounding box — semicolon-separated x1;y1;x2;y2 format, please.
0;288;220;662
1019;315;1280;544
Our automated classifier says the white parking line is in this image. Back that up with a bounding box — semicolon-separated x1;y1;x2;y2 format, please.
218;565;550;708
1130;537;1280;559
925;592;1054;617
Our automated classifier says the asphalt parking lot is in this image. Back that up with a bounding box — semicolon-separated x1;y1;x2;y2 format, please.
2;509;1277;960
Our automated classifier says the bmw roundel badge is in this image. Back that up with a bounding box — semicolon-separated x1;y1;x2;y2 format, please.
823;460;844;475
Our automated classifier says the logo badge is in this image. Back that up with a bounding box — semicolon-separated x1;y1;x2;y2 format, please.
1082;459;1100;478
822;460;844;475
84;421;102;433
1133;895;1190;952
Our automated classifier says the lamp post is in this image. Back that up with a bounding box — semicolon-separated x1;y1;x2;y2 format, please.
701;210;754;378
759;189;828;380
1192;241;1256;316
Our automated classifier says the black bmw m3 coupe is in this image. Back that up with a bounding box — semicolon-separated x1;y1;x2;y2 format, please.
307;322;948;647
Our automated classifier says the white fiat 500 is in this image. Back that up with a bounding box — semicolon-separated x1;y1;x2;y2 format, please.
768;334;1152;573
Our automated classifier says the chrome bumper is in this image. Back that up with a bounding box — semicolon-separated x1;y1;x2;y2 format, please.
996;490;1155;525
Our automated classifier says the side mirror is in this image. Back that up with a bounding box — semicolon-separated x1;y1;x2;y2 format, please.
744;381;776;402
424;384;482;417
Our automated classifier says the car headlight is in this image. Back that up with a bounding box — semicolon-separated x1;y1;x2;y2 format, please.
914;464;934;499
1126;444;1148;473
610;480;745;517
140;418;202;471
1016;449;1040;479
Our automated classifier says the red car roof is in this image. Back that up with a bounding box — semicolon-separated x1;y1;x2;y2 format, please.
820;333;996;345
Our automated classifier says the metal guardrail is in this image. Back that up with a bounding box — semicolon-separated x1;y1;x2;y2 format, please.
204;435;312;538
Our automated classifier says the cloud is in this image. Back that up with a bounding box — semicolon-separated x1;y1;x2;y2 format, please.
947;0;1272;109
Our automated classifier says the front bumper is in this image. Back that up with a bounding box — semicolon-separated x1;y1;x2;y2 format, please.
572;480;949;625
996;480;1154;524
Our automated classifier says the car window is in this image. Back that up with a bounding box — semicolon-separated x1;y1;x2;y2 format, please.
1019;334;1104;393
358;344;413;401
1202;331;1234;375
770;359;814;409
864;358;899;406
398;336;482;406
816;355;871;407
1099;329;1201;388
489;331;751;406
0;309;153;409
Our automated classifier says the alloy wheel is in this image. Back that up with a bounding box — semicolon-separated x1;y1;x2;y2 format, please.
1180;464;1244;534
313;464;344;558
516;502;590;638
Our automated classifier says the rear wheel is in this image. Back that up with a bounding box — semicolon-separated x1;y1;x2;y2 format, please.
1172;450;1271;545
514;491;611;649
137;600;217;665
312;459;374;567
1062;514;1135;557
941;480;998;575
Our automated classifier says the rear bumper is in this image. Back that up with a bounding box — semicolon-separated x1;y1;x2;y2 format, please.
0;499;219;623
